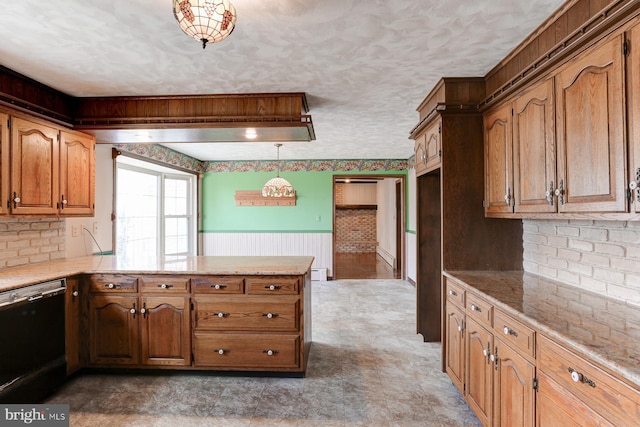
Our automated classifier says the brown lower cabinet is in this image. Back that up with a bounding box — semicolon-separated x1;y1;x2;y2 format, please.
444;274;640;427
82;272;310;374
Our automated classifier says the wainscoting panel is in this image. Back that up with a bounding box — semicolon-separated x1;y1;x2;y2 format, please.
201;232;333;276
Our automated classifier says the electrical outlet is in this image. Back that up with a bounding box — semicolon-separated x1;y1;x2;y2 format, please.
71;225;79;237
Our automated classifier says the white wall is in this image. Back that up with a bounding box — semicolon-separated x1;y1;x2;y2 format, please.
523;219;640;305
65;144;113;257
376;178;397;267
406;167;417;282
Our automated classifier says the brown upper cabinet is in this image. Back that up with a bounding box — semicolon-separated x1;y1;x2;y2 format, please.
629;21;640;213
554;32;626;214
5;114;95;216
414;118;441;177
484;20;636;218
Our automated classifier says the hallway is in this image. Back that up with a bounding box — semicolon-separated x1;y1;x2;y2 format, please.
46;279;479;426
334;252;401;280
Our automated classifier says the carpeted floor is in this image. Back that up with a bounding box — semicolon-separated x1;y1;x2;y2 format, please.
46;279;481;426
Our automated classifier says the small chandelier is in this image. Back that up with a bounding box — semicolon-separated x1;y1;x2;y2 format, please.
262;144;295;198
173;0;237;49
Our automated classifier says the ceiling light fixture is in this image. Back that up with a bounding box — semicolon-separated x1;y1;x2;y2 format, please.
262;144;295;198
173;0;237;49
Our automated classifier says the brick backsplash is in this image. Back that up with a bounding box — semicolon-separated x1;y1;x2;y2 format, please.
335;209;377;253
523;219;640;305
0;218;65;269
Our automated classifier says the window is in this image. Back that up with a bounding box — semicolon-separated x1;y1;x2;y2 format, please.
115;156;197;260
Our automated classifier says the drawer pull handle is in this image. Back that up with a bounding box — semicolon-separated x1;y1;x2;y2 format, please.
216;312;229;318
449;290;458;297
106;283;118;289
568;367;596;388
457;325;462;332
470;304;481;313
211;284;227;290
265;285;281;290
262;313;279;319
263;349;279;356
158;284;173;289
214;349;227;355
503;326;518;337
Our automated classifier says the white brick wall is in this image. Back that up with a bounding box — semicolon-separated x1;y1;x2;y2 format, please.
523;219;640;305
0;219;65;269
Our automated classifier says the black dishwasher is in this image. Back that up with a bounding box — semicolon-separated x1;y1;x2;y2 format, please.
0;279;67;403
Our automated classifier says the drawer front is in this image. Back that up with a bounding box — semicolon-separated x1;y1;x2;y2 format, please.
193;333;300;369
246;277;300;295
194;298;300;332
538;334;640;426
192;276;245;294
493;309;535;359
139;275;190;293
444;277;465;308
88;274;137;293
466;293;493;327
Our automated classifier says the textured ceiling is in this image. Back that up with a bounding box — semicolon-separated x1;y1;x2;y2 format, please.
0;0;566;161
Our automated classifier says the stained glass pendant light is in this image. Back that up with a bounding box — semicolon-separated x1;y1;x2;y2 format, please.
173;0;237;49
262;144;295;198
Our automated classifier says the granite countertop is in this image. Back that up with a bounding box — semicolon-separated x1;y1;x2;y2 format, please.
0;255;315;293
444;270;640;390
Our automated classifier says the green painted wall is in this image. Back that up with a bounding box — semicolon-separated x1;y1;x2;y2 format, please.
201;170;407;232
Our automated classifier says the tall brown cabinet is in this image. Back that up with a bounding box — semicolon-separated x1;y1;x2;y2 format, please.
410;78;523;344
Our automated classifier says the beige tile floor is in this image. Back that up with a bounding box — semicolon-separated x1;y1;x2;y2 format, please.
46;279;481;426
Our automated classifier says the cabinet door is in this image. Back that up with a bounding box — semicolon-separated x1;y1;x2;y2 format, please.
493;339;535;427
445;302;465;395
484;102;514;215
536;372;614;427
10;117;59;215
415;132;428;177
140;295;191;366
65;277;82;375
89;295;139;365
59;130;95;216
629;22;640;213
555;34;626;213
513;78;556;213
466;317;493;426
424;120;442;172
0;113;8;216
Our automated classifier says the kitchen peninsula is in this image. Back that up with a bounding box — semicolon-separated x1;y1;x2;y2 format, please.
0;255;313;377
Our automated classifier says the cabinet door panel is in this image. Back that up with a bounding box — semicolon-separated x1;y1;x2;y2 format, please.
629;22;640;213
494;339;535;427
445;302;465;395
555;34;626;213
141;296;191;366
466;317;493;426
89;295;139;365
59;130;94;216
484;103;514;215
0;113;8;216
513;78;556;213
10;117;59;215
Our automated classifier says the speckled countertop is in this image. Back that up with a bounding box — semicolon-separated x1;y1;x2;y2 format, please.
0;255;315;293
444;270;640;390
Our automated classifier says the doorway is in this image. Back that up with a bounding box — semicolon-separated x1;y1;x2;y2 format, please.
332;174;405;280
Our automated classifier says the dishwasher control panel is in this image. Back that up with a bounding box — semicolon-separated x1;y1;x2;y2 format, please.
0;279;66;309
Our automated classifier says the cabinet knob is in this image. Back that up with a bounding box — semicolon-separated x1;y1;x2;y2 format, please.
216;312;228;318
265;285;281;290
130;308;136;314
158;283;173;289
72;290;79;297
448;290;457;297
212;284;227;290
457;325;462;332
107;283;115;289
483;349;488;357
262;349;278;356
262;313;278;319
568;367;596;387
470;304;481;312
14;196;20;203
215;349;226;355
